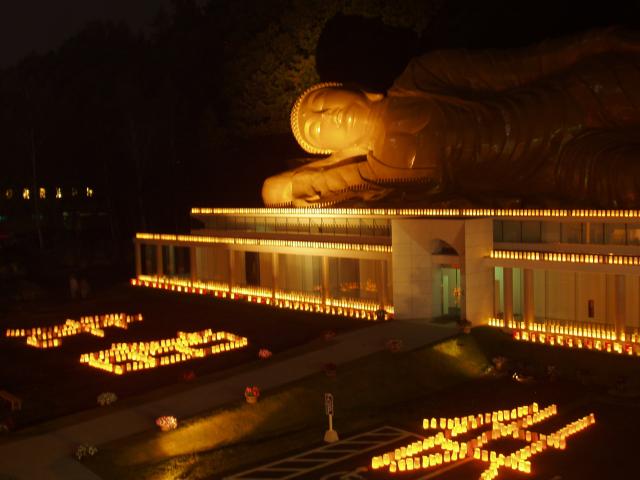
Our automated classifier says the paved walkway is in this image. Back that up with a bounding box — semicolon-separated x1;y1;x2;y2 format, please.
0;320;457;479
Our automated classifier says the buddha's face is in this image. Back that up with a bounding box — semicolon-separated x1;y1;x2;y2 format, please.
297;87;374;152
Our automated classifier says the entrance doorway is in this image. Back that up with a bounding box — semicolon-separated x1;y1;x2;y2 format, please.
440;266;461;319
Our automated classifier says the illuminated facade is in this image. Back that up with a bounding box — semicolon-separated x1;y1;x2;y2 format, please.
133;208;640;343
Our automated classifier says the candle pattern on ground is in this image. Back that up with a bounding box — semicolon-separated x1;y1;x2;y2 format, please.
79;329;248;375
488;318;640;356
369;403;595;479
131;276;393;320
5;313;143;348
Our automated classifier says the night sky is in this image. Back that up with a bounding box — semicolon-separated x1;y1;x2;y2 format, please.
0;0;171;68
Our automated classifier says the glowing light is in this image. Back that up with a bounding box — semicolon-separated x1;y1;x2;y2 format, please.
488;318;640;356
490;250;640;266
56;187;62;199
135;232;391;253
130;276;393;320
86;187;93;198
4;189;12;200
369;403;595;478
79;329;248;375
39;187;45;199
191;207;640;219
22;188;29;200
5;313;143;349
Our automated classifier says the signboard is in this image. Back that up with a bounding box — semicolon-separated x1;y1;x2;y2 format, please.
324;393;334;416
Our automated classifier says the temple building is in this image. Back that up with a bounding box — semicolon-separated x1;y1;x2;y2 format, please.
132;207;640;352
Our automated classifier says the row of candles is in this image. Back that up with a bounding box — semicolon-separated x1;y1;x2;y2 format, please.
370;403;596;478
5;313;143;349
135;232;392;253
193;206;640;219
131;276;393;320
490;249;640;266
488;317;640;355
79;329;248;375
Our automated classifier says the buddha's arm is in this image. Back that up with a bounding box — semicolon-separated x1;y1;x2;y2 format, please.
262;154;387;207
390;27;640;95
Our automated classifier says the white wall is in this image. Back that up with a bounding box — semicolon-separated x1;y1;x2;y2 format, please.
391;218;492;323
462;219;494;325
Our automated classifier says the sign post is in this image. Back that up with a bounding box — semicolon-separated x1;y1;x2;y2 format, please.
324;393;339;443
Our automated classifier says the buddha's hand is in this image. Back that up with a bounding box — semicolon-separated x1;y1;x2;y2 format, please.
262;161;387;207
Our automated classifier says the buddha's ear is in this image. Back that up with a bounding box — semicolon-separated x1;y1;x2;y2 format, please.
363;91;384;102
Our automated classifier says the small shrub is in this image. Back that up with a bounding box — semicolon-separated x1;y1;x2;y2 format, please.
156;416;178;432
75;444;98;461
97;392;118;407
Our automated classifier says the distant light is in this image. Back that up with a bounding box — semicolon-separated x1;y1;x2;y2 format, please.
86;187;94;198
4;189;12;200
22;188;30;200
56;187;62;199
39;187;46;199
71;187;78;197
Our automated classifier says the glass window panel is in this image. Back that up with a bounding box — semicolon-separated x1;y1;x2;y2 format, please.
587;222;604;244
605;223;626;245
561;223;582;243
521;221;541;243
502;221;521;243
627;224;640;245
361;219;375;236
493;220;503;242
541;222;561;243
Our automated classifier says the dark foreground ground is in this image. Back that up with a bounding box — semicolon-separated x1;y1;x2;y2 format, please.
0;284;369;429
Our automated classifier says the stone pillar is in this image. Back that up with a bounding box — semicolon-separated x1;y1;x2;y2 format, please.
504;267;513;325
523;268;534;329
134;242;142;278
156;244;163;277
167;246;175;276
190;247;197;282
321;256;330;306
378;260;388;308
227;249;235;292
615;274;626;339
271;252;279;300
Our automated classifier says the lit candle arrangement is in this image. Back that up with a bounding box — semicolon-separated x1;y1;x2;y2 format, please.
79;329;248;375
135;232;391;253
130;275;393;320
488;317;640;356
369;403;595;479
490;249;640;266
5;313;143;348
192;206;640;219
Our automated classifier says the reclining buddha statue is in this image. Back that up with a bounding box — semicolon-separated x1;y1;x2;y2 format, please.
262;27;640;208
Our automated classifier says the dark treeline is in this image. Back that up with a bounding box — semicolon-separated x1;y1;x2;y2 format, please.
0;0;638;261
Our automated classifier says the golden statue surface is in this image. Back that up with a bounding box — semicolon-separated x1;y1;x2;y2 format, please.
262;28;640;208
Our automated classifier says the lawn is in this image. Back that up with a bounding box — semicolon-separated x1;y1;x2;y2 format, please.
85;334;490;479
85;326;640;480
0;284;369;429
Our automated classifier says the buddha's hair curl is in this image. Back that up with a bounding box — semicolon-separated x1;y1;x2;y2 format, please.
290;82;343;155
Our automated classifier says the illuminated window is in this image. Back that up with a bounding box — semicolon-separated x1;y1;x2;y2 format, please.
86;187;94;198
4;189;13;200
23;188;30;200
56;187;62;199
39;187;46;199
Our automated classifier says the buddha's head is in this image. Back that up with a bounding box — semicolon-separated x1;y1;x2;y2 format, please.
291;83;383;154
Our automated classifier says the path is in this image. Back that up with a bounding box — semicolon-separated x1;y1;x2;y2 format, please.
0;320;456;479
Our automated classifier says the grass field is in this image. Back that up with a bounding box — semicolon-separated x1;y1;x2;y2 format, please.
85;334;489;479
85;326;640;479
0;284;369;429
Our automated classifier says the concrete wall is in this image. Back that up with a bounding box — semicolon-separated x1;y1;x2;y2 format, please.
391;218;493;323
462;219;494;325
